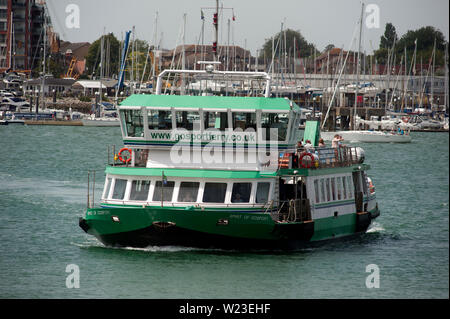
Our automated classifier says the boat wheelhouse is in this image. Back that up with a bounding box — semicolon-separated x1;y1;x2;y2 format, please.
79;69;379;249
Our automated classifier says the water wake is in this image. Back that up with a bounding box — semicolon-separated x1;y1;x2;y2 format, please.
367;222;385;233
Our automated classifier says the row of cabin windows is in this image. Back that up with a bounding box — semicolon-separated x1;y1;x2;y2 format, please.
313;175;354;204
122;109;289;141
104;178;271;205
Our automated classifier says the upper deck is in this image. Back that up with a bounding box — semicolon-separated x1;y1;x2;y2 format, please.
118;94;302;152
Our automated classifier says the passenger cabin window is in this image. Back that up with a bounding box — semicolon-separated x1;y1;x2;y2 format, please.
320;179;326;203
331;177;336;201
314;180;320;204
342;176;347;199
232;112;257;131
103;178;112;199
130;180;151;201
347;176;353;199
336;177;342;200
231;183;252;203
256;182;270;204
122;110;144;137
261;113;288;141
112;179;127;200
176;111;200;130
204;111;229;131
153;181;175;202
325;178;331;202
178;182;200;202
148;110;172;130
203;183;227;203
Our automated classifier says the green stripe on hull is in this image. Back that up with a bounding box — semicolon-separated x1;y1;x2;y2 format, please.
85;207;277;240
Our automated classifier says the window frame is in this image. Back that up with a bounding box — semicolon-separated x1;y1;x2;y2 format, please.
201;181;229;204
111;178;129;201
129;180;152;202
177;181;201;203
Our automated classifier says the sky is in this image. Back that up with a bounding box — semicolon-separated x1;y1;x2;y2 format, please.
46;0;449;56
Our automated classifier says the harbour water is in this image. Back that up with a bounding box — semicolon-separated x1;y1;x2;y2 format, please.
0;125;448;299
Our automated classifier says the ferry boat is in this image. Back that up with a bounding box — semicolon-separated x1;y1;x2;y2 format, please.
79;68;380;250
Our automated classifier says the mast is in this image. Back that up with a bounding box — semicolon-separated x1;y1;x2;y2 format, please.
353;2;364;130
445;42;449;112
213;0;219;62
431;38;436;108
227;18;230;71
41;15;47;111
385;38;396;112
131;26;135;94
9;12;13;69
100;29;105;110
181;13;186;95
402;46;407;112
153;12;158;79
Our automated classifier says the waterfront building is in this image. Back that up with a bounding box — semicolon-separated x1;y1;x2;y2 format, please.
0;0;56;74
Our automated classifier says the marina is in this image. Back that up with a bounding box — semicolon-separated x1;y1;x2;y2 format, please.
0;0;448;302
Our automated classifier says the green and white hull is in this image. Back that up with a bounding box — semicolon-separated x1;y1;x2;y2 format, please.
80;202;379;249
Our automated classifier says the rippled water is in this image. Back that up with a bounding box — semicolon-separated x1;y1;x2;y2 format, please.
0;125;448;299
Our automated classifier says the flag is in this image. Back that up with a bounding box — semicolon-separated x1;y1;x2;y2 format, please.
201;10;205;20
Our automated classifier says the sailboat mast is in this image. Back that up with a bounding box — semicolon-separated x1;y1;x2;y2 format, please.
100;30;105;108
181;13;186;95
353;2;364;130
9;12;13;69
431;38;436;107
41;15;47;110
213;0;219;62
445;43;449;111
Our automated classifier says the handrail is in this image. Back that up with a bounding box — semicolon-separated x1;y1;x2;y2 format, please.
155;68;272;97
269;199;311;223
87;170;97;209
278;146;363;170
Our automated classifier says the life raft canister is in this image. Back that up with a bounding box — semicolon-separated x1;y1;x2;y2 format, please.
299;152;314;169
118;148;132;164
278;153;291;169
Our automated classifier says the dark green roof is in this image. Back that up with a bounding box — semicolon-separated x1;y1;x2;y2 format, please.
120;94;300;112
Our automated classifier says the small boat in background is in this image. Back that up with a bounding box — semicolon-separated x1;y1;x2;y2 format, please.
0;112;25;125
321;130;412;143
0;119;25;125
81;115;120;127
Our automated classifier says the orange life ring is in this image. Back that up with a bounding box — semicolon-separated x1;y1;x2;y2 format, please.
118;148;132;164
369;180;375;194
299;152;314;169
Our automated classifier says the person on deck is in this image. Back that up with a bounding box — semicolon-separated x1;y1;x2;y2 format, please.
332;134;340;148
318;138;326;147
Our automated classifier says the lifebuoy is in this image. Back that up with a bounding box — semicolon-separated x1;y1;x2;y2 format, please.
118;148;132;164
369;179;375;194
299;152;314;169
